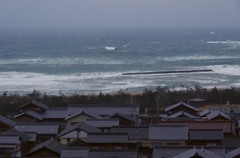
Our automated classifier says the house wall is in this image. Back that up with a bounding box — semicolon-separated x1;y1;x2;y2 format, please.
42;118;65;122
189;140;222;146
59;131;87;144
89;143;127;150
210;117;229;121
151;141;186;148
14;115;38;122
19;104;45;113
0;122;11;132
110;116;132;126
67;114;93;126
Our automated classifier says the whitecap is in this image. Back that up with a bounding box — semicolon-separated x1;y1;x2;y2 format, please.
207;40;240;44
104;46;116;51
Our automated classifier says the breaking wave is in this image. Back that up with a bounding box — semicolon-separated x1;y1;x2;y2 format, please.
207;65;240;76
0;57;124;65
159;55;240;62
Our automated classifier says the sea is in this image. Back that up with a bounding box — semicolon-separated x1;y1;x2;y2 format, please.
0;27;240;95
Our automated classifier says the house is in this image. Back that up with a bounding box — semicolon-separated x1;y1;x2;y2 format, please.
0;115;15;132
87;132;129;150
234;108;240;122
207;111;230;121
165;102;198;116
153;146;225;158
153;146;193;158
172;147;222;158
88;149;137;158
85;118;119;132
6;128;37;156
223;135;240;152
42;108;67;122
57;122;101;145
0;134;22;158
65;110;101;127
67;104;139;117
111;126;149;141
18;100;49;113
14;107;68;123
149;125;188;147
65;138;88;148
60;147;88;158
162;111;200;121
25;139;65;158
107;112;138;126
226;147;240;158
158;120;234;135
189;129;224;146
14;122;59;143
111;126;151;156
13;110;43;122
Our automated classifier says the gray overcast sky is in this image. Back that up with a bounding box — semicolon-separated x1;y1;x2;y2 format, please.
0;0;240;29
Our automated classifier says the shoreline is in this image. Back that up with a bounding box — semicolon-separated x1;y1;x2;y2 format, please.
1;85;240;97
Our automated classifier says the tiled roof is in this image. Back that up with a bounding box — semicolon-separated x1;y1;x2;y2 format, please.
14;122;59;135
88;149;137;158
43;108;67;119
111;126;149;140
19;100;49;110
189;129;224;140
153;146;193;158
149;125;188;141
209;108;229;115
204;146;226;158
153;146;225;158
26;139;65;156
65;110;101;121
166;111;199;118
165;102;198;112
107;112;137;123
57;122;100;137
199;109;212;117
207;111;230;120
0;134;20;144
0;115;15;126
172;147;222;158
158;121;233;134
86;118;119;128
61;147;88;158
226;147;240;158
7;128;34;142
67;104;139;116
13;110;43;120
234;108;240;114
87;133;128;143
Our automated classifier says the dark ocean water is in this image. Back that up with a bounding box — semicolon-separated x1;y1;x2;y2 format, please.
0;28;240;94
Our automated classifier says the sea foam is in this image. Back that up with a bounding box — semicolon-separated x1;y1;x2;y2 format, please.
207;65;240;76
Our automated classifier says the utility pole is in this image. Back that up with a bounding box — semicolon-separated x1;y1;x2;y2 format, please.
227;101;234;134
155;90;160;123
136;115;140;158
